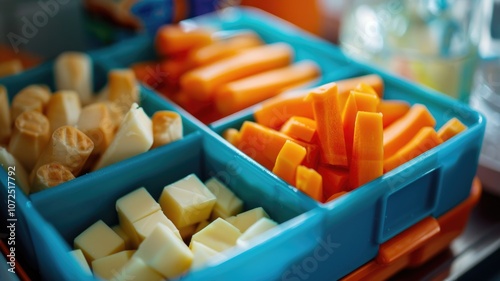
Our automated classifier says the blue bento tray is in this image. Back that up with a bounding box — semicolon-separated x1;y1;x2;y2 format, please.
0;7;486;281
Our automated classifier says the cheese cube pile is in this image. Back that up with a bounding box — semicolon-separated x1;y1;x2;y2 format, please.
71;175;279;280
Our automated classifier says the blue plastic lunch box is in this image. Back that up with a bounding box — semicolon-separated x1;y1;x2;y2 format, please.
0;7;485;281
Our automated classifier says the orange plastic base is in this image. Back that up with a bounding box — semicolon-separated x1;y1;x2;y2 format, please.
342;177;482;281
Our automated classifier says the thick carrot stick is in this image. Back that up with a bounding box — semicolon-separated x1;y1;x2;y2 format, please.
181;43;293;102
214;61;320;115
342;93;358;163
237;121;318;170
279;116;317;143
378;100;411;128
383;104;436;160
305;83;348;167
272;140;307;185
384;127;443;172
187;33;263;67
131;61;165;89
254;93;314;130
193;105;224;125
349;112;384;190
338;74;384;98
171;91;212;115
253;74;384;130
354;82;378;96
334;75;383;111
351;91;379;112
296;165;323;202
155;25;213;56
160;58;192;86
437;117;467;142
317;165;349;200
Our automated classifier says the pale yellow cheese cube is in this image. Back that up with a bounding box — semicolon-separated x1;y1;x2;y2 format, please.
205;177;243;220
133;210;181;243
225;207;270;233
111;258;163;281
236;217;277;247
70;249;92;275
74;220;125;262
190;241;224;270
159;174;216;228
195;220;210;234
111;225;133;250
93;103;153;170
92;250;135;280
190;218;241;252
116;187;161;247
134;224;193;279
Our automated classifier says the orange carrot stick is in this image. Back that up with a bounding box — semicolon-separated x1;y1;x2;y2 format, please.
170;91;212;115
214;61;320;115
253;74;384;130
383;104;436;160
384;127;443;172
354;82;378;96
378;100;411;128
237;121;318;170
279;116;317;143
155;25;213;56
349;112;383;190
194;105;224;125
181;43;293;102
315;74;384;113
272;140;307;185
338;74;384;98
437;117;467;142
187;33;263;67
296;165;323;202
342;93;358;163
317;165;349;200
131;61;165;89
162;58;192;80
254;93;314;130
305;83;348;167
351;91;380;112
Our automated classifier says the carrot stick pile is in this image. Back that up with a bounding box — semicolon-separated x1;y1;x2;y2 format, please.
223;75;468;202
132;25;321;123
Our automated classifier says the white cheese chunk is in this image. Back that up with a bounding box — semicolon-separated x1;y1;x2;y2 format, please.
93;103;152;170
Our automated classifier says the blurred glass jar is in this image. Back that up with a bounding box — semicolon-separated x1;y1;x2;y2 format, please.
339;0;483;101
469;58;500;195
